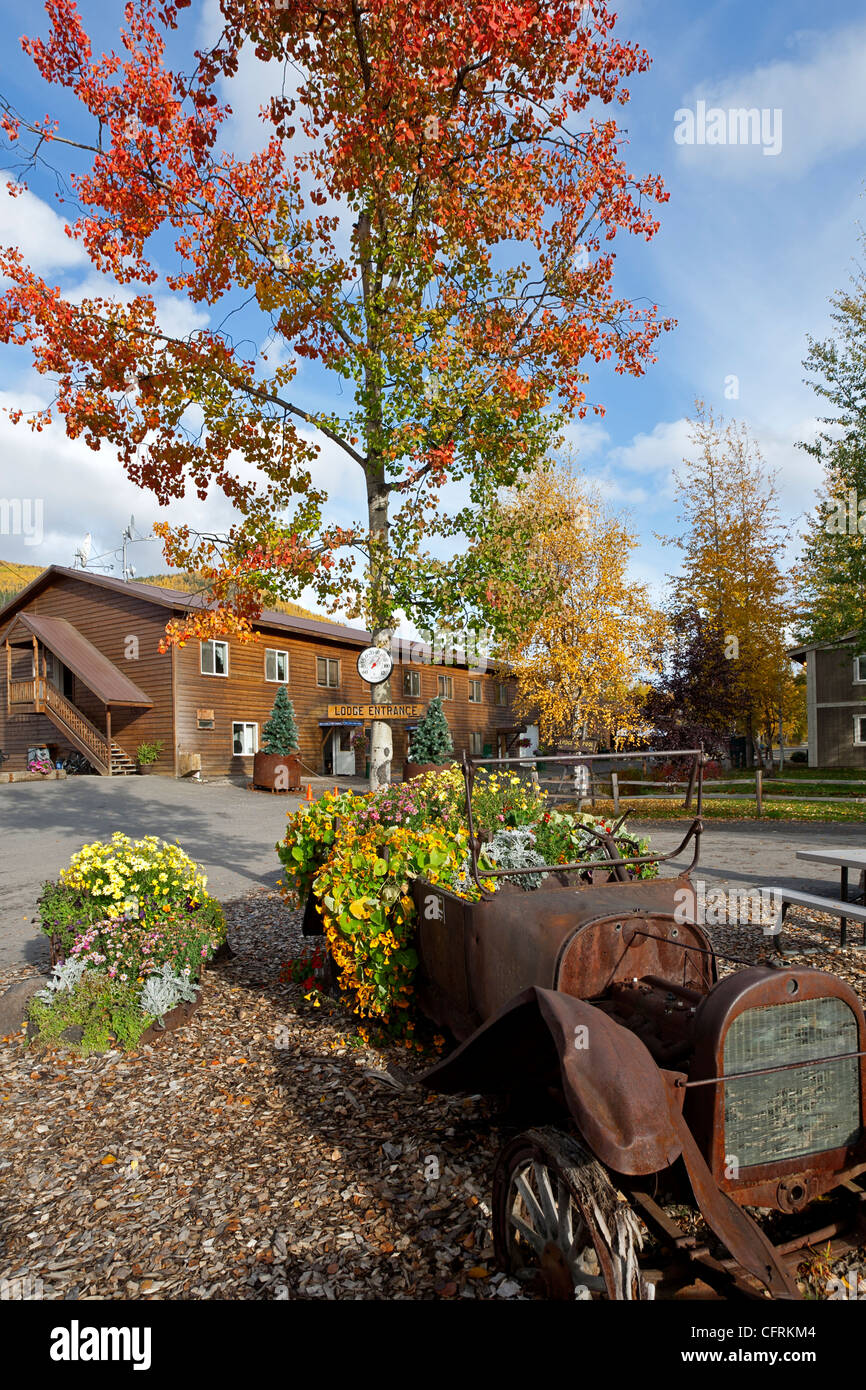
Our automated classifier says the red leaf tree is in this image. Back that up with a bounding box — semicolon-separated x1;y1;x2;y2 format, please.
0;0;672;784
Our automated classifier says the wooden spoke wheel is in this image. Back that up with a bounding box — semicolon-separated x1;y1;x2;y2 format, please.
493;1127;649;1301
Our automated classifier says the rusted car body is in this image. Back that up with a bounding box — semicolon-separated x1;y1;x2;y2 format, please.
408;751;866;1300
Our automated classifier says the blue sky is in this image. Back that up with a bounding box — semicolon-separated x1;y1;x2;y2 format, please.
1;0;865;623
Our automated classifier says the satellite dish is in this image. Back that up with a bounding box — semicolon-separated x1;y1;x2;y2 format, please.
74;532;92;567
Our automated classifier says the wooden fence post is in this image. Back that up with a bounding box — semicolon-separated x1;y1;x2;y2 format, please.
684;758;698;811
611;772;620;815
755;769;763;818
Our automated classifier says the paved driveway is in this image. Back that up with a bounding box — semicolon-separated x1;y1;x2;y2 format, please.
0;776;309;967
2;777;865;967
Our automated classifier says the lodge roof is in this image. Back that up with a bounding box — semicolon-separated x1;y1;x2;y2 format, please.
0;565;372;648
0;565;506;671
4;612;152;706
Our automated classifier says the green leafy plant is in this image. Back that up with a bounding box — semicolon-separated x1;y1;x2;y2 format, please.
36;879;105;955
261;686;300;755
28;971;155;1055
136;739;164;766
407;695;453;765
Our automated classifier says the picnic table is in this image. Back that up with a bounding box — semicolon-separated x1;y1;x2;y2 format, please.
793;847;866;948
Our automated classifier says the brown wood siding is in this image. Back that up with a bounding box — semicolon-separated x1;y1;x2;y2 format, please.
174;635;519;778
816;645;865;704
812;643;866;766
1;574;174;772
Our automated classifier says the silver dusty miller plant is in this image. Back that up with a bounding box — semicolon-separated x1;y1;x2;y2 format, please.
476;826;549;891
140;964;200;1026
36;955;88;1003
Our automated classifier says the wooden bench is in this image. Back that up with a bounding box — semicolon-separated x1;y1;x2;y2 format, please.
762;886;866;950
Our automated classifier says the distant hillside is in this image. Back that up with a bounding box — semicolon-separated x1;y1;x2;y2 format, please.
0;561;326;623
0;561;43;610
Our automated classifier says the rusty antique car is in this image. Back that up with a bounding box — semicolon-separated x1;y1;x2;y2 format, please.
401;750;866;1301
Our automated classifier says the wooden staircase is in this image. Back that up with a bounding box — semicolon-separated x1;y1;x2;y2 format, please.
109;742;137;776
8;677;135;776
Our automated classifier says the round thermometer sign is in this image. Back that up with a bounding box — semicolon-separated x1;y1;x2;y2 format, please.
356;645;393;684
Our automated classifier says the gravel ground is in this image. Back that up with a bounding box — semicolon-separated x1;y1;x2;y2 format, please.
0;891;510;1302
1;891;864;1302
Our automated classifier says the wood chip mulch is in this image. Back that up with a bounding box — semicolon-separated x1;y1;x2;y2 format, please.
2;892;865;1301
0;892;509;1301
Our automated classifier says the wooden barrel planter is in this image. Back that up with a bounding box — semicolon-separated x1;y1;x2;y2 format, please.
253;751;301;792
403;759;453;782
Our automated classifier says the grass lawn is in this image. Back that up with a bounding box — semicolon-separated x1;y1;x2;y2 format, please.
579;796;866;823
551;765;866;822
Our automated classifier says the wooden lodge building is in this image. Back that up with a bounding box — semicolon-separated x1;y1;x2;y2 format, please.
0;566;521;779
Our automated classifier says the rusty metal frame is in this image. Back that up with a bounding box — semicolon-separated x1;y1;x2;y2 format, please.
461;747;704;895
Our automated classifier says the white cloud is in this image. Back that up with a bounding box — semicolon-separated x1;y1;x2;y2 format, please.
673;20;866;179
0;386;367;591
0;182;87;273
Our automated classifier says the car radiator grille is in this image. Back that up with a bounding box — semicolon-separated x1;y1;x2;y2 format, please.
723;997;861;1169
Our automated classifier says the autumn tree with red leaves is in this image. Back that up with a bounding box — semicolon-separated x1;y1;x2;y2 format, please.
0;0;671;785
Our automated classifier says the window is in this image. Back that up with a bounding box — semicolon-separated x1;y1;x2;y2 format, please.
265;648;289;683
403;669;421;697
469;731;483;754
201;640;229;677
196;708;215;730
232;722;258;756
317;656;340;688
438;674;453;700
496;682;508;706
855;655;866;684
855;717;866;746
468;679;482;703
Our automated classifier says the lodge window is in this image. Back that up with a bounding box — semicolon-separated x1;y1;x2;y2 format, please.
496;682;508;706
438;674;453;700
403;669;421;697
855;655;866;684
265;648;289;683
468;679;482;703
232;721;258;756
317;656;340;688
469;731;483;755
854;716;866;746
201;640;229;677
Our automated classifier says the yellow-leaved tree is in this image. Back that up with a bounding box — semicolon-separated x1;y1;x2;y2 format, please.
663;405;794;761
490;464;666;747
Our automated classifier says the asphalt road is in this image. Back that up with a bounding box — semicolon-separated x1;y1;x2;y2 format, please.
0;776;309;968
1;776;864;967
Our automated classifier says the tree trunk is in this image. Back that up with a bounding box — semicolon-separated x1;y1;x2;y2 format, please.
358;208;394;790
366;474;393;790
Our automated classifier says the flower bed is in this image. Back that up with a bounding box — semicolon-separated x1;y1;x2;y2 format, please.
277;767;657;1043
26;834;225;1054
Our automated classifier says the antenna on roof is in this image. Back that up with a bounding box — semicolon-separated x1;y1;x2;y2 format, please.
121;516;136;581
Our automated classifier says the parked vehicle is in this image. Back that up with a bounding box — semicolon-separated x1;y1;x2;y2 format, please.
413;751;866;1299
307;749;866;1299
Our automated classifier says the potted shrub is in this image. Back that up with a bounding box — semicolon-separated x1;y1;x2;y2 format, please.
404;694;454;780
253;686;301;791
136;739;163;775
